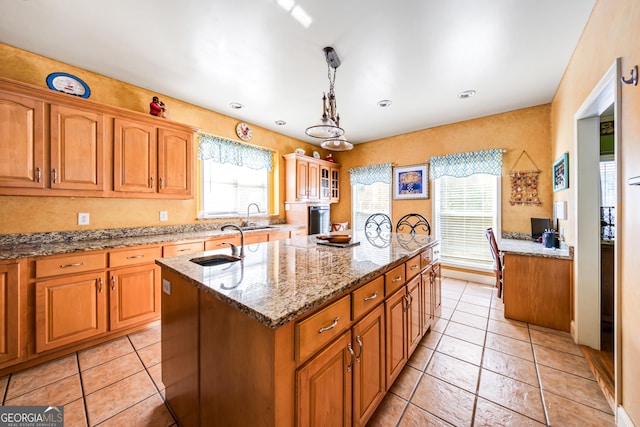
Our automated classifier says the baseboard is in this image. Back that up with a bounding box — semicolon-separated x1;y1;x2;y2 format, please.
617;406;636;427
441;267;494;286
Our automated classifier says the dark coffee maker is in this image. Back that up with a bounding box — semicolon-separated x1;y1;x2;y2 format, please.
542;230;560;248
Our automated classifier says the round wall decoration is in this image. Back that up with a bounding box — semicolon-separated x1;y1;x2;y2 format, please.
236;122;252;141
46;72;91;98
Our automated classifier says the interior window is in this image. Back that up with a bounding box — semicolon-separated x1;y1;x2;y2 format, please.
434;174;499;270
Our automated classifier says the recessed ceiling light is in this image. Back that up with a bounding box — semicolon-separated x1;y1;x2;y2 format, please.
458;90;476;99
275;120;286;126
230;102;243;109
377;100;392;107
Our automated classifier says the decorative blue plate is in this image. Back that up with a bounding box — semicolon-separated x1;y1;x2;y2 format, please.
46;72;91;98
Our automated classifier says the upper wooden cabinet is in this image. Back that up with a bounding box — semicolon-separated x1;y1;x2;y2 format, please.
284;153;340;203
0;76;197;199
0;90;45;189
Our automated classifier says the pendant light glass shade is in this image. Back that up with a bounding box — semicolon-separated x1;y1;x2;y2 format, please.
321;135;353;151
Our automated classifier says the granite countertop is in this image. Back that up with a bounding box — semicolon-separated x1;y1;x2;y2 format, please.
156;231;438;329
500;238;573;260
0;223;303;261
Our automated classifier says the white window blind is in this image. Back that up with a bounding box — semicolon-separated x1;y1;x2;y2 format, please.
434;174;498;269
352;182;391;232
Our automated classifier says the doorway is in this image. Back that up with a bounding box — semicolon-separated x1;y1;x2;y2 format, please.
574;59;621;409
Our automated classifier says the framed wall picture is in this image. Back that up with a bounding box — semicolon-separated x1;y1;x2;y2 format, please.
553;152;569;192
393;164;429;200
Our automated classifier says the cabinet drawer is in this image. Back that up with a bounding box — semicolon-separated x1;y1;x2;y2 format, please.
109;246;162;268
352;276;384;320
268;230;290;241
36;252;106;279
384;264;406;295
296;295;351;362
420;247;434;269
406;254;422;279
245;233;268;244
163;241;204;257
204;235;242;251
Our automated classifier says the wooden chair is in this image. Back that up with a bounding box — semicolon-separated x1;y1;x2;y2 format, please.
484;227;503;298
396;213;431;235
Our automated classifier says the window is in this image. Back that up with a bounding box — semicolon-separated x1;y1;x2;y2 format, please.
434;174;499;269
430;149;503;270
600;157;616;240
198;134;273;218
350;163;392;232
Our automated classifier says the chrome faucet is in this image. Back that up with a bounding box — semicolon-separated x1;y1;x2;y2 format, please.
246;203;261;227
221;224;245;258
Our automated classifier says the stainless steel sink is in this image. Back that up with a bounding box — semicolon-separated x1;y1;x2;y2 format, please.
190;254;242;267
240;225;275;231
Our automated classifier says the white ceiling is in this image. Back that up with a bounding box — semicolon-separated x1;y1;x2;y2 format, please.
1;0;596;145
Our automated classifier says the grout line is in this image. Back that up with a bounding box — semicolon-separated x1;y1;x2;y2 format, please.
74;351;91;427
529;324;551;426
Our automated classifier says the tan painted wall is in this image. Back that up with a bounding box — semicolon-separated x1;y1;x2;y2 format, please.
331;105;553;234
0;43;329;234
550;0;640;420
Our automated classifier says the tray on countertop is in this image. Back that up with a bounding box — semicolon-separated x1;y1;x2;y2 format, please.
316;240;361;248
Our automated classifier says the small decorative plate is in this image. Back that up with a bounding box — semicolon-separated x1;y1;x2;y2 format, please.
295;148;305;155
46;72;91;98
313;150;321;159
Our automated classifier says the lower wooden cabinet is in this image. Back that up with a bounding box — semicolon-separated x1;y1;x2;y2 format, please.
296;331;353;427
0;260;26;368
109;264;160;330
35;271;108;353
352;304;385;427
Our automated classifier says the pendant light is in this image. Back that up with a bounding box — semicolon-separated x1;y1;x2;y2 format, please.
305;47;352;150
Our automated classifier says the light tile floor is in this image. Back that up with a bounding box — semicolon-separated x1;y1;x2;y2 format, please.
367;277;615;427
0;278;615;426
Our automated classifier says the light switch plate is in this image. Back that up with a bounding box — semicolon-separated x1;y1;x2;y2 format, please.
160;211;168;221
78;212;90;225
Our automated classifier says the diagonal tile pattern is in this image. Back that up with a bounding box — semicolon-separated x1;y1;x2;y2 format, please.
0;278;615;426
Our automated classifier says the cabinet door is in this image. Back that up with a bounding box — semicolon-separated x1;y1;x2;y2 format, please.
352;304;385;427
297;331;352;427
113;118;156;193
35;272;107;352
157;127;193;196
385;287;407;387
50;104;105;191
296;159;309;200
307;161;320;200
0;261;24;366
330;166;340;202
421;270;433;334
109;264;160;330
320;165;330;200
406;275;422;356
0;92;45;189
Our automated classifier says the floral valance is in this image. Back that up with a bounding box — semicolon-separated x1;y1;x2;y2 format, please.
197;133;273;171
349;163;393;186
429;149;503;179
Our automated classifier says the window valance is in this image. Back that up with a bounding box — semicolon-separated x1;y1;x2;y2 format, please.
198;133;273;171
349;163;393;186
429;149;503;179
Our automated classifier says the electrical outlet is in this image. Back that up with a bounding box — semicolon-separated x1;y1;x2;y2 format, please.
78;213;90;225
160;211;168;221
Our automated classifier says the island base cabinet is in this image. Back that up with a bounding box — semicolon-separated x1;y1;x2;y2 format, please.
297;331;353;427
352;304;385;427
161;270;200;427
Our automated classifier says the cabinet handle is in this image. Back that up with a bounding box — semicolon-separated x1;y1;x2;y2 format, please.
150;176;154;188
403;294;409;312
159;177;163;188
177;248;192;252
410;265;419;270
363;291;378;302
51;168;58;184
318;317;339;333
98;277;103;293
346;343;354;373
111;275;116;291
36;167;41;183
60;262;84;268
392;276;402;283
126;254;145;259
355;336;363;363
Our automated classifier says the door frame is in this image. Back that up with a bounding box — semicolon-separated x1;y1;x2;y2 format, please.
572;58;621;407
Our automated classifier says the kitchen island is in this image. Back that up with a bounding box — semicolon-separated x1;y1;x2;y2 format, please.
156;231;440;427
